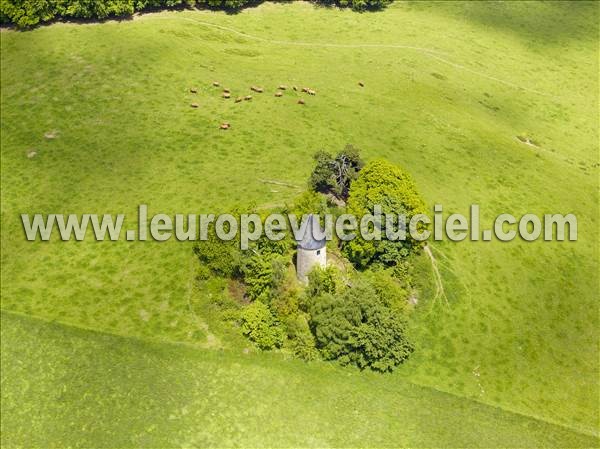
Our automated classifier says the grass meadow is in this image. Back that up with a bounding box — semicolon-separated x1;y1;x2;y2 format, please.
1;1;598;446
2;311;597;447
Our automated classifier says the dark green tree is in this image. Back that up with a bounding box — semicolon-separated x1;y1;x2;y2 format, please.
309;144;364;201
309;280;412;372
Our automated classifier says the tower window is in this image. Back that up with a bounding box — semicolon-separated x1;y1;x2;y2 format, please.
316;250;321;255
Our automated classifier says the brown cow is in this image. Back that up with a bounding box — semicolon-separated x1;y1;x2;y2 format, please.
298;99;305;105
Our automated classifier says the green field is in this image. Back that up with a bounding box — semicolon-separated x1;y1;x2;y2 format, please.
2;311;598;447
1;1;598;446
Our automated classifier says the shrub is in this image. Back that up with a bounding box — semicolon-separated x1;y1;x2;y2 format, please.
343;159;427;268
242;255;274;301
340;0;392;10
362;268;409;313
0;0;59;27
240;301;284;349
241;253;288;302
305;265;339;299
193;233;241;278
271;286;300;318
254;232;293;257
288;191;330;217
285;313;319;361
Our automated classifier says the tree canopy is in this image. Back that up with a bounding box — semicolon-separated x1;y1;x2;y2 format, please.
343;158;427;268
308;277;412;372
1;0;394;28
309;145;364;202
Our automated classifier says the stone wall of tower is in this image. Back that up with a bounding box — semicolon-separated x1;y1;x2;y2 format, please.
296;246;327;284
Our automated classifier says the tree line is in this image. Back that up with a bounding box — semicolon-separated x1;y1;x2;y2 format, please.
1;0;394;28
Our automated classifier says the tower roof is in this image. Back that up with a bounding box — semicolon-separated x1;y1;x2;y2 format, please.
297;214;326;250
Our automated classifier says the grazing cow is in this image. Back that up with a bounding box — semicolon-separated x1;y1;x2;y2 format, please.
244;95;253;101
190;87;198;93
251;86;263;93
302;87;309;93
213;81;220;87
358;81;364;87
190;103;199;108
278;85;287;90
235;97;243;103
275;92;283;97
220;123;230;130
298;99;305;105
307;89;316;96
292;86;298;91
223;88;231;93
222;92;231;99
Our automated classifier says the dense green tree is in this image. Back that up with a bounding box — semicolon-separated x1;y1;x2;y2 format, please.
343;158;427;268
309;280;412;372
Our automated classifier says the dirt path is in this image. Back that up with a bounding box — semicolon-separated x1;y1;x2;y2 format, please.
424;244;449;308
185;255;222;349
138;14;552;97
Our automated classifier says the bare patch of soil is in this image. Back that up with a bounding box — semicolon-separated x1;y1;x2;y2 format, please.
228;278;249;304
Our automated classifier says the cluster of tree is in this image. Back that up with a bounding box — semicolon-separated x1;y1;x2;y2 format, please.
309;147;427;268
192;151;426;372
1;0;394;28
194;226;295;351
194;227;414;371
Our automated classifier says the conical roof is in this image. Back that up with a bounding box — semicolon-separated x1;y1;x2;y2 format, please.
297;214;326;250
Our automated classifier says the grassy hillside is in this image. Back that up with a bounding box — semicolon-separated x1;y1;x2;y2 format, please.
1;0;598;443
2;311;597;447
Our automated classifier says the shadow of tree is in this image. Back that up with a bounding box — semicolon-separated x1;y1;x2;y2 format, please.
405;1;598;46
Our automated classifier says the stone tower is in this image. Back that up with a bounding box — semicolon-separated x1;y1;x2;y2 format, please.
296;214;327;284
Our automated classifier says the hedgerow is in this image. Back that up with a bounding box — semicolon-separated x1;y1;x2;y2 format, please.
1;0;394;28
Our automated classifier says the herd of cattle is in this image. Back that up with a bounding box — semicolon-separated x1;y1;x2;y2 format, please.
189;80;364;129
